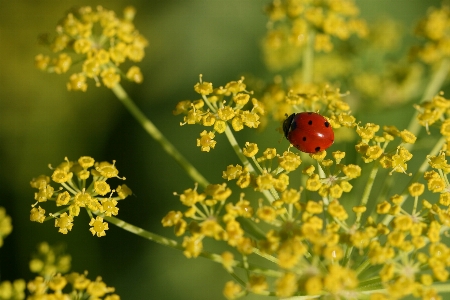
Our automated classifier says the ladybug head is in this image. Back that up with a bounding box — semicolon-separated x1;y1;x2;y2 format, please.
282;113;296;139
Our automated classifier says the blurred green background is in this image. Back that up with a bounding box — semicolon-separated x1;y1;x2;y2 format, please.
0;1;442;299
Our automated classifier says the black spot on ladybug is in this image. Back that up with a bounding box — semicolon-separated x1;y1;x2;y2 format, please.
325;122;330;127
315;146;321;152
308;120;313;125
302;137;307;141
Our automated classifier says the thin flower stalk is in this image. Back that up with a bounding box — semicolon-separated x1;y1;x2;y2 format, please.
111;84;209;188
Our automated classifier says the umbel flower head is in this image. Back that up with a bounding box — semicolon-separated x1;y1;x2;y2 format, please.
29;242;71;279
0;207;12;248
174;75;265;152
263;0;368;70
163;77;450;300
0;279;26;300
35;6;147;91
413;4;450;64
30;156;132;237
27;272;118;299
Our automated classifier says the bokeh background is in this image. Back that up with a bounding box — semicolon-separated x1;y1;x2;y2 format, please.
0;0;443;299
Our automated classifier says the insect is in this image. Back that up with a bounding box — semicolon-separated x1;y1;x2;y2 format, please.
283;112;334;153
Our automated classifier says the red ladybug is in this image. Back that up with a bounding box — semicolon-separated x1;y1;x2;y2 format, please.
283;112;334;153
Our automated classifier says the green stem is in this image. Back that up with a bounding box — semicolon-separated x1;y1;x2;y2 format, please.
101;214;282;277
111;84;209;188
252;247;278;264
104;214;179;248
406;58;450;141
355;258;372;276
302;31;315;84
360;163;379;207
432;283;450;293
224;125;276;203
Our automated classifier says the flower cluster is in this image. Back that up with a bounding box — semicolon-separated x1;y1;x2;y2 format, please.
263;0;368;70
413;4;450;64
163;73;450;299
0;279;26;300
355;123;416;175
30;156;132;237
259;82;352;130
29;242;71;278
0;241;120;299
173;76;265;152
35;6;147;91
415;93;450;137
0;207;12;248
27;272;118;300
29;1;450;300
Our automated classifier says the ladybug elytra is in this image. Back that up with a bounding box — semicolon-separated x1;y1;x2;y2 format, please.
283;112;334;153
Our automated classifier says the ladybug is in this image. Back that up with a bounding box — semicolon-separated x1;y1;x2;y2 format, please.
283;112;334;153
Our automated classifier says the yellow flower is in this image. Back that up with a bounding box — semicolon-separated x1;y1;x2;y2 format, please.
35;54;50;70
197;130;217;152
30;207;46;223
94;181;111;196
399;129;417;144
328;200;348;220
214;120;227;133
223;281;243;300
248;275;268;294
101;67;120;88
161;211;183;227
200;219;223;240
116;184;132;199
36;6;147;90
231;115;244;131
233;93;250;106
67;73;88;91
243;142;259;157
275;272;297;297
0;208;12;247
53;53;72;74
95;161;120;178
306;174;322;191
101;199;119;216
51;168;73;183
281;188;301;204
194;80;213;95
85;277;115;298
221;251;236;273
89;216;109;237
257;206;277;222
278;151;302;172
126;66;143;83
48;273;67;292
0;279;25;300
218;107;236;121
305;201;323;214
178;187;205;207
408;182;425;197
225;79;246;94
182;236;203;258
55;213;74;234
255;173;275;191
427;177;446;193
